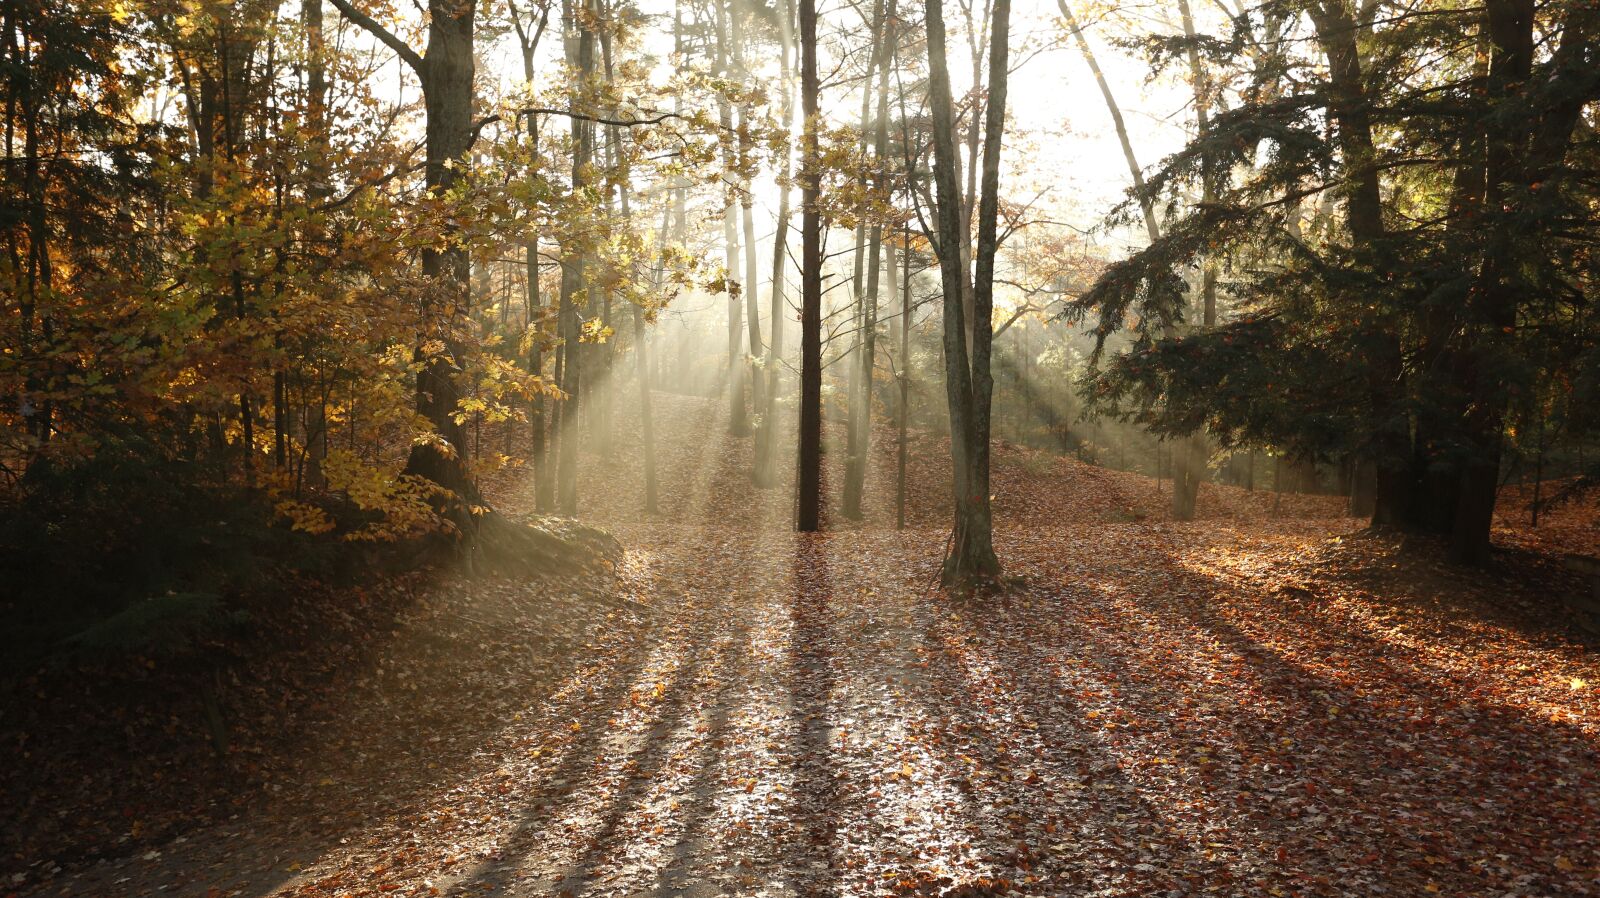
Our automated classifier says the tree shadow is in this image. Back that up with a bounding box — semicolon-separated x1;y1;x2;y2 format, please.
959;527;1600;895
900;598;1228;895
781;533;846;898
436;588;747;897
1149;570;1599;892
23;564;663;898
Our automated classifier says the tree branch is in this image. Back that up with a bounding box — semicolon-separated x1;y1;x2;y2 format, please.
325;0;427;81
992;302;1032;339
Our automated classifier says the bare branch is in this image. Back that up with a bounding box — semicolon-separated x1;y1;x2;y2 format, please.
325;0;426;81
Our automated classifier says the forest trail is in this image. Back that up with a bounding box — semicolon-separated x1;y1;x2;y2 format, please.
29;394;1600;898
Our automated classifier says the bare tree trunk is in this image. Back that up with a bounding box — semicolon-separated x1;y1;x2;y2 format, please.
842;0;890;520
716;0;749;437
956;0;988;368
732;3;764;427
630;301;660;513
526;119;554;511
896;220;911;530
301;0;330;488
629;199;666;514
1057;0;1159;245
1450;1;1589;563
927;0;1005;585
1059;0;1179;369
1306;3;1407;531
754;0;795;488
555;0;596;514
510;3;554;511
1169;0;1213;522
740;140;763;412
407;20;471;493
796;0;822;531
672;1;688;242
595;2;624;462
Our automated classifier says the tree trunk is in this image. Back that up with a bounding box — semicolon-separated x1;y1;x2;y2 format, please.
1170;0;1213;523
1058;0;1159;245
328;0;480;507
842;0;891;520
896;221;911;530
1063;0;1200;532
510;8;554;512
634;196;663;514
754;0;795;489
796;0;823;532
732;4;764;430
717;0;749;437
1449;1;1591;563
595;6;624;462
1307;3;1409;532
630;296;660;513
555;0;596;515
957;0;983;368
927;0;1005;585
405;1;477;503
526;120;554;511
302;0;330;488
1349;456;1377;517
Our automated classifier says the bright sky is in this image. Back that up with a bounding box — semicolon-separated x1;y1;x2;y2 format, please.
348;0;1216;302
1000;0;1196;245
471;0;1205;232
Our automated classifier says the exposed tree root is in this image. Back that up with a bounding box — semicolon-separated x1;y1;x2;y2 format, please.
405;443;622;579
456;510;622;579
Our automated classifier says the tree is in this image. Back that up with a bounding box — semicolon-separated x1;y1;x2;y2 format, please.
716;0;750;437
796;0;822;532
753;0;797;489
925;0;1008;584
553;0;598;515
1060;0;1213;520
842;0;897;520
508;0;555;512
326;0;479;503
1446;0;1596;562
1071;0;1600;564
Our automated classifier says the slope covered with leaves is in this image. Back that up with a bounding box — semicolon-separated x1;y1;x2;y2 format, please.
14;392;1600;898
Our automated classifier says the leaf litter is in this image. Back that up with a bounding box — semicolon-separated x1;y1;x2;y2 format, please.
14;392;1600;898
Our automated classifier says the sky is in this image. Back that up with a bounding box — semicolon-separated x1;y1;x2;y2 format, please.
339;0;1219;310
468;0;1207;234
1000;0;1197;243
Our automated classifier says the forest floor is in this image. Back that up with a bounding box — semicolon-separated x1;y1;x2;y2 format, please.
13;392;1600;898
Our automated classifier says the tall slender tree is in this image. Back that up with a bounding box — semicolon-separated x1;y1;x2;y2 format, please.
926;0;1008;583
554;0;598;514
754;0;796;488
796;0;822;532
508;0;554;512
842;0;895;520
716;0;750;436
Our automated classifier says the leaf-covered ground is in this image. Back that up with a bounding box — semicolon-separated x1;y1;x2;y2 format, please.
15;392;1600;898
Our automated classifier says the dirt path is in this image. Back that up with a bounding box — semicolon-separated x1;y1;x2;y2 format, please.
26;395;1600;898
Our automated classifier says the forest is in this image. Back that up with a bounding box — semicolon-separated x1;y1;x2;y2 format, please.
3;0;1600;895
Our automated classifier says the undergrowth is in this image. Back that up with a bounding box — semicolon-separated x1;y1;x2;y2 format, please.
1;444;382;671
